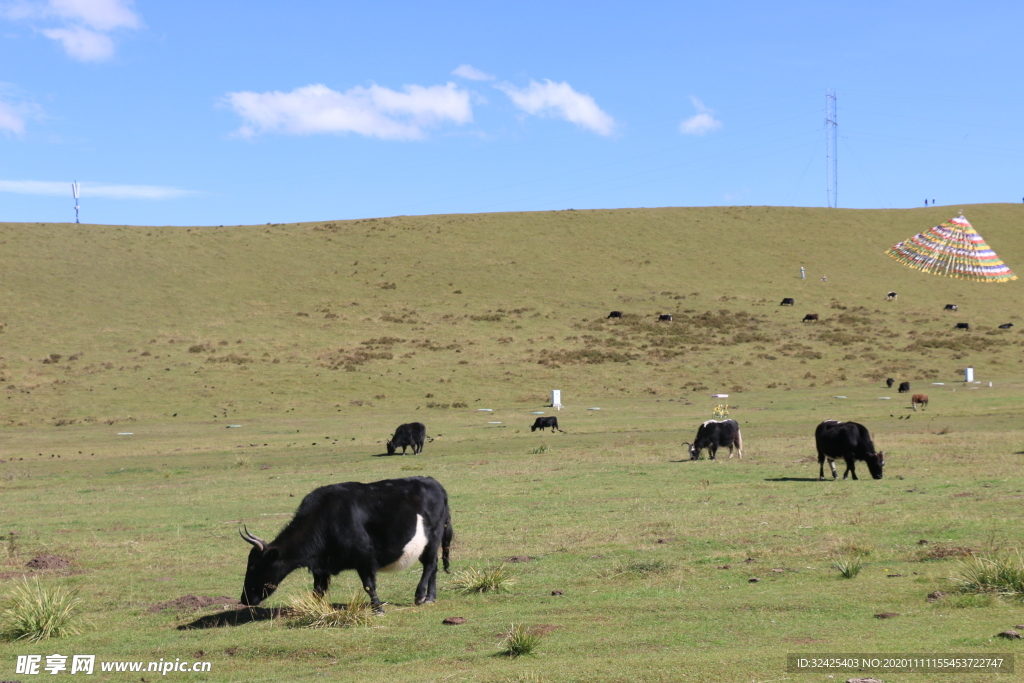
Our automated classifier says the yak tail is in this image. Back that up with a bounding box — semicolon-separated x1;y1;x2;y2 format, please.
441;508;454;573
736;428;744;457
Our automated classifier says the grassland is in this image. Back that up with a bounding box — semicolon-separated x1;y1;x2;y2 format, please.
1;204;1023;682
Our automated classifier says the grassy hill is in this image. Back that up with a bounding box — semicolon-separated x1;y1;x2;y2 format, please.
2;204;1022;426
1;204;1023;682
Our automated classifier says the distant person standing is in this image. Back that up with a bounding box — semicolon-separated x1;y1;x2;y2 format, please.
932;198;936;205
925;199;928;206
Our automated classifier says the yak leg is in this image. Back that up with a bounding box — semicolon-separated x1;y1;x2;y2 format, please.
820;455;837;480
708;445;717;461
312;572;331;598
356;568;384;613
843;458;858;480
414;548;440;605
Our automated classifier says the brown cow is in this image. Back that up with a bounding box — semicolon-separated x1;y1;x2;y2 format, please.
911;394;928;411
802;313;819;322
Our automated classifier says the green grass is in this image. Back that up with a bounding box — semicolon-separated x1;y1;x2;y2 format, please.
1;204;1023;680
832;555;864;579
1;578;84;642
286;591;376;629
498;623;543;657
449;564;517;594
950;551;1024;596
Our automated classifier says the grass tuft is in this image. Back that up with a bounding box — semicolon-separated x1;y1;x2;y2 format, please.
233;455;252;468
499;623;543;657
599;558;671;579
949;550;1024;596
833;556;863;579
286;591;375;629
528;444;549;455
0;577;84;642
449;564;516;594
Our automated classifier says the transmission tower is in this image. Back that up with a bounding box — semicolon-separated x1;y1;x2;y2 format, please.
825;89;837;208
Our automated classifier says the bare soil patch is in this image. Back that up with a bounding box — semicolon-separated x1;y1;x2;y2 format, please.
25;554;72;570
149;595;239;613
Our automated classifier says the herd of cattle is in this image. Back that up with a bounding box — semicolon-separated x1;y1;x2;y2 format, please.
238;409;890;612
235;291;1013;612
778;298;1013;330
234;293;1011;612
605;300;1013;331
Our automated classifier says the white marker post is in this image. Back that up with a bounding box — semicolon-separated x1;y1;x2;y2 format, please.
551;390;562;411
964;367;974;382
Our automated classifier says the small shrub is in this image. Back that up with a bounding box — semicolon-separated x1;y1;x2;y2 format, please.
949;550;1024;596
529;445;549;455
286;591;374;629
450;564;516;594
499;623;542;657
0;578;84;642
833;556;862;579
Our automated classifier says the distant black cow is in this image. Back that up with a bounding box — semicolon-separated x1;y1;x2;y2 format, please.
802;313;819;322
955;322;970;331
780;298;795;306
239;476;453;613
898;381;910;393
999;323;1014;329
944;304;958;311
886;292;897;301
531;416;562;432
607;311;623;318
684;419;743;460
886;378;895;388
815;420;885;480
658;314;673;322
387;422;428;455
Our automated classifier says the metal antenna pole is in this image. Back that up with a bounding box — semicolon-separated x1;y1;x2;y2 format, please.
825;89;837;208
72;181;80;224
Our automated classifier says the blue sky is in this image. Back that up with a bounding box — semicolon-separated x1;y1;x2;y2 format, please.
2;1;1022;226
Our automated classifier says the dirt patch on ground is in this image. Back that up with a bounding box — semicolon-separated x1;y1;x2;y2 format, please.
918;545;975;561
529;624;562;636
25;554;72;570
505;555;535;563
149;595;239;613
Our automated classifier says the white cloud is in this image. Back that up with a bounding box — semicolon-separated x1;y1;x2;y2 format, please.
2;0;142;61
0;179;194;199
498;79;615;136
41;25;113;60
47;0;140;30
0;101;26;134
224;82;474;140
452;64;494;81
680;97;722;135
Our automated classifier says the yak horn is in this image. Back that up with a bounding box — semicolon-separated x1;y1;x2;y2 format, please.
239;525;266;551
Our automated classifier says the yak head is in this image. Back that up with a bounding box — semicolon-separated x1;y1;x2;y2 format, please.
683;442;699;460
238;526;288;606
385;439;396;455
866;451;886;479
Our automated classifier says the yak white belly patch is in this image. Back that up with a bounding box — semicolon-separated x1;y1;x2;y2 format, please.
380;514;427;573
